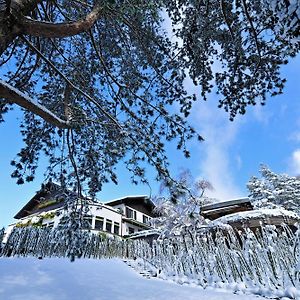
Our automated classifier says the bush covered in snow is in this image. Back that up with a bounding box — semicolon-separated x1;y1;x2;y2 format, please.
132;225;300;299
0;227;125;260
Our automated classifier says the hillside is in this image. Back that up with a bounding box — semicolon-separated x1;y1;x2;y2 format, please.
0;258;265;300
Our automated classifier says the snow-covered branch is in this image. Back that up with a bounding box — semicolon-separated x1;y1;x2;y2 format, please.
17;4;104;38
0;80;70;128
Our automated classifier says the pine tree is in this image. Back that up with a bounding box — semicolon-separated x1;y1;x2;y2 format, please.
247;165;300;214
152;170;216;236
0;1;299;195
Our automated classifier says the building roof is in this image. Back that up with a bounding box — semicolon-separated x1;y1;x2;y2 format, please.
209;208;300;229
202;197;251;212
14;182;73;219
106;195;155;210
14;181;156;220
201;197;253;220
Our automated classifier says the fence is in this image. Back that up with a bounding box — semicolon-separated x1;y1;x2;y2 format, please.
0;227;131;260
131;225;300;298
1;224;300;298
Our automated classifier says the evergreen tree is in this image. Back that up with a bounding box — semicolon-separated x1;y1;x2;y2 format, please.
152;170;216;236
247;165;300;213
0;1;299;195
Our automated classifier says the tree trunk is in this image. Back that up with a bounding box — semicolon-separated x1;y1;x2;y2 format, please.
0;0;104;56
0;0;42;55
0;15;19;55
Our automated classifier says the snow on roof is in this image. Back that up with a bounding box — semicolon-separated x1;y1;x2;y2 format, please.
105;195;149;203
201;197;250;212
127;229;161;239
211;208;300;225
105;195;156;210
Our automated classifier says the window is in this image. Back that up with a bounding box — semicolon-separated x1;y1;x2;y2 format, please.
128;227;135;234
126;207;133;218
114;222;120;235
106;219;112;232
95;218;104;230
126;207;137;220
117;208;124;215
143;215;150;224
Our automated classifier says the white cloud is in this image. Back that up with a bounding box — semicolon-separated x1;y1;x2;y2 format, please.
188;87;244;200
236;155;242;170
289;149;300;175
252;105;272;125
199;142;243;200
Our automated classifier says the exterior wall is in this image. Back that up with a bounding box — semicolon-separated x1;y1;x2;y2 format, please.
88;204;122;236
12;202;152;237
109;203;152;224
108;203;152;235
122;222;145;236
111;204;126;215
126;203;155;217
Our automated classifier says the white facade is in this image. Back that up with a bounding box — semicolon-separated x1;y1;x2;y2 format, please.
12;197;154;238
110;203;152;235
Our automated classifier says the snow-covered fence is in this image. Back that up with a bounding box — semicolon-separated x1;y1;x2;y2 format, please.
130;225;300;298
1;224;300;298
0;227;129;260
0;227;5;251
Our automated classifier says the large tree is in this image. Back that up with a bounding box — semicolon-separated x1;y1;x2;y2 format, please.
152;169;215;237
247;165;300;214
0;0;299;196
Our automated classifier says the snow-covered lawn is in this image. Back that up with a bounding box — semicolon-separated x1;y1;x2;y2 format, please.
0;257;265;300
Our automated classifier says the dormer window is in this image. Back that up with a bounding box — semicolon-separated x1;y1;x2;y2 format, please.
143;215;150;224
126;207;136;220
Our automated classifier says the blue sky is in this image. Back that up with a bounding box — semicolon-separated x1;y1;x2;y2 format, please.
1;55;300;228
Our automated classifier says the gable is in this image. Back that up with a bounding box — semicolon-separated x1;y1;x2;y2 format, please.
106;196;157;217
14;182;68;219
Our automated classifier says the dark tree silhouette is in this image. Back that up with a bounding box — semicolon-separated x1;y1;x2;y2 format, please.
0;0;299;196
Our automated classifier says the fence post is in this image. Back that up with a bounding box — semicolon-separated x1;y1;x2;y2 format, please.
0;227;5;255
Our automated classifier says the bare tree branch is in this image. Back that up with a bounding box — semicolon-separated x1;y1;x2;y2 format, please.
17;4;104;38
0;79;70;128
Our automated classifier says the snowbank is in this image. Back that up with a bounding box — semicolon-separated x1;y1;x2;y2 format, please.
0;258;264;300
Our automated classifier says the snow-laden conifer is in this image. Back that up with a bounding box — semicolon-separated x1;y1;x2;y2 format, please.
247;165;300;214
0;0;299;198
151;170;216;237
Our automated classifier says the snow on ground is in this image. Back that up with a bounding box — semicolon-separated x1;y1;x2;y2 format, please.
0;257;265;300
